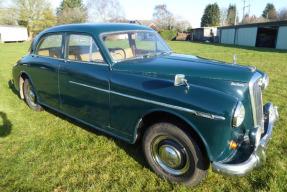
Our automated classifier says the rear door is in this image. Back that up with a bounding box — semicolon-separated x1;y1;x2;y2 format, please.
29;33;63;109
59;33;110;128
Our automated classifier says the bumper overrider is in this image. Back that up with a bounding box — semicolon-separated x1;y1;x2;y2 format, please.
212;102;279;177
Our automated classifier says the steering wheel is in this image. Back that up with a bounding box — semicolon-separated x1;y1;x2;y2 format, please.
109;48;126;60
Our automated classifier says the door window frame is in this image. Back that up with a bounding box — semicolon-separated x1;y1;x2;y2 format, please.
34;32;65;59
64;32;108;66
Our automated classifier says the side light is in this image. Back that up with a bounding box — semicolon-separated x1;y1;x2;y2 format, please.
230;141;238;149
232;101;245;128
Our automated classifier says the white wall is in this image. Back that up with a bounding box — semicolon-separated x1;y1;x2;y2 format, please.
0;26;28;42
276;26;287;50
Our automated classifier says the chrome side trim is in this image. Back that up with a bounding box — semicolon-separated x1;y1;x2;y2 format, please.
110;91;225;120
66;59;109;66
212;102;278;177
69;81;110;93
249;72;262;127
33;55;109;66
68;81;225;120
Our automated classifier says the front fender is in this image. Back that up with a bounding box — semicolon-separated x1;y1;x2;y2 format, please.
110;70;238;161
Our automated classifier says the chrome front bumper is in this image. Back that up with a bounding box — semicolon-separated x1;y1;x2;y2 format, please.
212;102;279;177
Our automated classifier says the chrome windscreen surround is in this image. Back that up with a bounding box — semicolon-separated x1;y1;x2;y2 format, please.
249;72;264;134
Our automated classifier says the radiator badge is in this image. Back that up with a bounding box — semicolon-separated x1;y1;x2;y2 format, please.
231;82;245;87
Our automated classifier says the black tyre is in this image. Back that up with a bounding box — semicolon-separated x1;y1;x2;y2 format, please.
142;122;209;187
23;78;43;112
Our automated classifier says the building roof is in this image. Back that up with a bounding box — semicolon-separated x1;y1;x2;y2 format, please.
218;20;287;29
190;27;218;31
134;20;160;27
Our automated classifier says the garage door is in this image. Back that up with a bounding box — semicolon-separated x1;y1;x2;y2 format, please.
236;27;257;47
276;26;287;50
221;29;235;44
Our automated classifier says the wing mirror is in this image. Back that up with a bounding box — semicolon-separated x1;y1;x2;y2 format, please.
174;74;189;89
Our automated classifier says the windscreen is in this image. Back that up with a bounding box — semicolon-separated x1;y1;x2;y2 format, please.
102;31;171;61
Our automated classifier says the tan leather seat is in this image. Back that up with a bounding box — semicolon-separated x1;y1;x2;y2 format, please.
110;48;133;60
68;52;104;62
38;50;49;57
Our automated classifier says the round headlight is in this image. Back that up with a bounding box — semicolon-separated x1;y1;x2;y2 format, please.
232;101;245;128
261;74;269;90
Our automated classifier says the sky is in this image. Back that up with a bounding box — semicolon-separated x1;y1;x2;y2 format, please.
42;0;287;28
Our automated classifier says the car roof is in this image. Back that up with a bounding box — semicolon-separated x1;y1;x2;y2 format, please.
39;23;155;37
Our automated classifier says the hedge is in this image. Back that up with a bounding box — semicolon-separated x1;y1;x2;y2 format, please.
158;30;177;41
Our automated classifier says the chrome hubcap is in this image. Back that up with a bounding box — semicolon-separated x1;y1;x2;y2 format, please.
152;136;190;176
159;145;182;168
27;85;37;107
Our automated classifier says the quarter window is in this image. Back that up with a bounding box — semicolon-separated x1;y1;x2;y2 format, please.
36;34;62;58
67;34;104;63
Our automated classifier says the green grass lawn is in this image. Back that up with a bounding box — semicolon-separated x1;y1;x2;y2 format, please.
0;41;286;191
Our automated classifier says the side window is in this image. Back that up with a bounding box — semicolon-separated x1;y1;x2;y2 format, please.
36;34;62;58
67;34;104;63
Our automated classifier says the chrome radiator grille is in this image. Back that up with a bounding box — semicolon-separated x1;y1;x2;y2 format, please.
249;73;264;133
253;79;264;127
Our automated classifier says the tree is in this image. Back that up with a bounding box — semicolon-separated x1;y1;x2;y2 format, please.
262;3;277;20
186;26;192;33
220;7;228;26
0;1;17;25
57;0;87;25
86;0;125;23
277;8;287;21
226;4;238;26
241;15;265;24
153;4;175;30
57;0;84;13
12;0;57;39
0;8;18;25
57;8;87;25
200;3;220;27
173;17;190;33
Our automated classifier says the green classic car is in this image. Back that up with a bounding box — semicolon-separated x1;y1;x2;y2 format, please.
12;23;279;187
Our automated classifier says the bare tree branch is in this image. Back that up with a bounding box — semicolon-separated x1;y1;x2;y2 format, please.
86;0;125;23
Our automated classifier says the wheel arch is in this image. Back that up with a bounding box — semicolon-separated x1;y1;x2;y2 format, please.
133;109;210;161
19;71;36;99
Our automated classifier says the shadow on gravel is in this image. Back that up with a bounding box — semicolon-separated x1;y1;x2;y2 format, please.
0;112;12;137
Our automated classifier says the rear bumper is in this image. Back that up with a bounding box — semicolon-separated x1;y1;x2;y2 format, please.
212;102;279;177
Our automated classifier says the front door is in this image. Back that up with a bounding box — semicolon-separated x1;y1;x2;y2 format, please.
59;34;110;127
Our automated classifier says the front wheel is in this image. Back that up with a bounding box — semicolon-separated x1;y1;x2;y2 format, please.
23;78;43;112
142;122;209;187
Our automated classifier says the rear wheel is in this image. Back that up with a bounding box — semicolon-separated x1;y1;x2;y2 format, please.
23;78;43;112
142;122;209;187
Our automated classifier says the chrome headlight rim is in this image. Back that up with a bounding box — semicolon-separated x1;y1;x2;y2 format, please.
232;101;245;128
